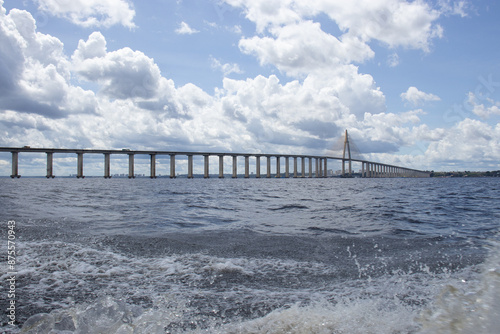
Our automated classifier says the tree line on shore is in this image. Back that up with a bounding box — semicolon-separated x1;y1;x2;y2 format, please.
430;170;500;177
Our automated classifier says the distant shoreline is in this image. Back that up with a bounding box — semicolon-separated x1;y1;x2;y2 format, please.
430;171;500;177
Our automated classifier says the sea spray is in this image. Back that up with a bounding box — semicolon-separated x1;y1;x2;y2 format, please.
418;241;500;333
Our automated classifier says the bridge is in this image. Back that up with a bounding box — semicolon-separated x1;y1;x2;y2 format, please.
0;131;430;179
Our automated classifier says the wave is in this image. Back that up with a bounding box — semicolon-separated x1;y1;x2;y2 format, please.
268;204;309;211
8;241;500;334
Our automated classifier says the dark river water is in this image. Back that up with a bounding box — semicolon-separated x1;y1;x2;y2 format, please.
1;177;499;333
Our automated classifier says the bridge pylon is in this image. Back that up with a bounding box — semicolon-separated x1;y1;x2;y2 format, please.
342;130;352;177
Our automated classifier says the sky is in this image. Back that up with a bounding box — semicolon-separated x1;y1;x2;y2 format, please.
0;0;499;176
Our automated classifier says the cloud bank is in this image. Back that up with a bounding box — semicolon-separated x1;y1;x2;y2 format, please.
1;0;499;172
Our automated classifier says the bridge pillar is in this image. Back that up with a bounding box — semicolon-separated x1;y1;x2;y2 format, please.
232;155;238;178
46;152;54;178
256;156;261;178
218;155;224;178
324;158;328;177
128;154;135;178
266;156;271;178
10;151;20;178
301;157;306;178
361;162;365;178
104;153;111;178
187;155;193;178
170;154;176;178
204;155;210;178
77;153;84;178
276;156;280;178
315;158;320;178
150;154;156;178
285;157;289;178
341;159;345;177
293;157;298;178
308;158;313;178
245;155;250;178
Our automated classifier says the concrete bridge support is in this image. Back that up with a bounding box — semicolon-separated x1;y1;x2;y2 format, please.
267;156;271;178
46;152;54;178
293;157;298;178
245;156;250;178
324;159;327;177
10;152;20;178
276;156;281;178
170;154;176;178
232;155;238;178
77;153;84;178
315;158;320;178
256;156;261;178
204;155;210;178
128;154;135;178
301;157;306;178
104;153;111;178
150;154;156;179
188;155;193;178
285;157;290;178
218;155;224;178
309;158;313;178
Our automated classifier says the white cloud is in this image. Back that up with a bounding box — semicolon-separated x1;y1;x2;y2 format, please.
210;56;243;76
438;0;469;18
387;53;399;67
239;20;374;77
175;21;199;35
226;0;446;52
72;32;162;100
0;6;97;118
467;92;500;119
33;0;136;28
401;86;440;106
425;118;500;166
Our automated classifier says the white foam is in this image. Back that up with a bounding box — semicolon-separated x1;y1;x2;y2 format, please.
10;240;499;334
418;241;500;334
220;299;419;334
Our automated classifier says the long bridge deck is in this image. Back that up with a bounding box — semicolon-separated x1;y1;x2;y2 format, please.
0;147;430;179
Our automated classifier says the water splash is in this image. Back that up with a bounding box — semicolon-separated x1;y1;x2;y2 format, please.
418;241;500;333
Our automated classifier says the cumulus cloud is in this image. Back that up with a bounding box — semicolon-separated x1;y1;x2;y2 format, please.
33;0;136;28
226;0;445;52
175;22;199;35
0;6;97;118
239;20;374;77
467;92;500;119
401;86;440;106
72;32;162;100
426;118;500;167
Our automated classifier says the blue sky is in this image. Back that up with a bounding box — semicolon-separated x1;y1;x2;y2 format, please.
0;0;499;175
